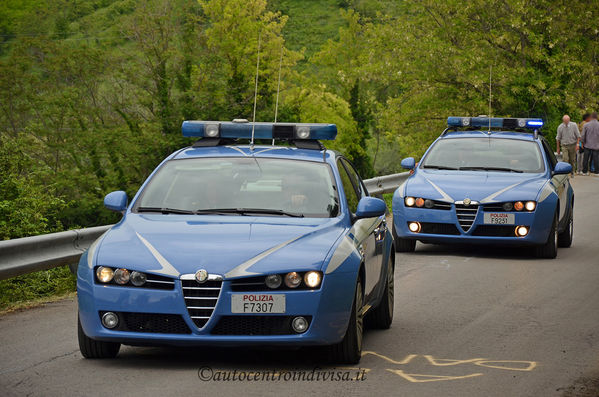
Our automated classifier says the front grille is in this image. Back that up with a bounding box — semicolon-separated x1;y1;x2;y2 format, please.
472;225;515;237
211;315;312;335
455;204;479;232
182;279;222;329
419;222;460;235
99;311;191;334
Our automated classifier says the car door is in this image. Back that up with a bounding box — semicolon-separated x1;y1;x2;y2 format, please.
337;158;383;303
541;139;567;224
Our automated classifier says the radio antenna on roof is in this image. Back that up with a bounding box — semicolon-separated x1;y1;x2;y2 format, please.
272;45;283;145
250;31;262;150
488;65;492;134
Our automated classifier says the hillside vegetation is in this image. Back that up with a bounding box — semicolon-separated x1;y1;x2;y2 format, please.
1;0;598;306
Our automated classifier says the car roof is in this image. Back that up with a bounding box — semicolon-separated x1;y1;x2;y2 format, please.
172;145;339;162
439;130;539;142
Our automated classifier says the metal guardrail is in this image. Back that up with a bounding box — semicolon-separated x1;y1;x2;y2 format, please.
0;172;410;281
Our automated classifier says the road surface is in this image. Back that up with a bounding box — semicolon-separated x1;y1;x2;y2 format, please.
2;177;599;396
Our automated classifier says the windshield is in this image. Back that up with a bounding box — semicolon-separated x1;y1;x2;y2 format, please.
135;157;339;218
421;138;545;173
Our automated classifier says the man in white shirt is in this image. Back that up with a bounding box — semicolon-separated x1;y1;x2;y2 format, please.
556;114;580;176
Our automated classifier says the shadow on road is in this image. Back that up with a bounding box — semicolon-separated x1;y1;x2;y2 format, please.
406;242;538;260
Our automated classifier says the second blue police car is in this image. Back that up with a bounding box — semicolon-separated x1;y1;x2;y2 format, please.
392;117;574;258
77;120;395;364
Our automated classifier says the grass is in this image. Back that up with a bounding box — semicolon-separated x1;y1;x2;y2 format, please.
0;266;77;312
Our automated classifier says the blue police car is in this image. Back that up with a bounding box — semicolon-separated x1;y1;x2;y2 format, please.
77;120;394;364
392;117;574;258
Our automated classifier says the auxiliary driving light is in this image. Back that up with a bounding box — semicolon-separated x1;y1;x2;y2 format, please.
514;201;524;211
113;268;130;285
515;226;529;237
408;222;421;233
405;197;416;207
130;271;147;287
285;272;302;288
304;271;322;288
96;266;114;283
525;201;536;211
102;312;119;329
265;274;282;289
291;316;309;333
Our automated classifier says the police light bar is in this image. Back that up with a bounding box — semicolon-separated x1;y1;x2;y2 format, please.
181;120;337;140
447;117;544;129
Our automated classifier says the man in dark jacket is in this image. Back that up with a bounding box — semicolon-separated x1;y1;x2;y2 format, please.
581;112;599;175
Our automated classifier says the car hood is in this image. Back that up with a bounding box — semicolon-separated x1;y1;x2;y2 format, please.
406;170;548;203
96;214;345;279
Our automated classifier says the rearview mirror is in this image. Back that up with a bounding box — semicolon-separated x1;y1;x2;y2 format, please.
355;197;387;219
401;157;416;170
553;161;572;175
104;191;128;213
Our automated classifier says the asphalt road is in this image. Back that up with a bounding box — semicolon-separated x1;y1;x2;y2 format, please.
2;177;599;397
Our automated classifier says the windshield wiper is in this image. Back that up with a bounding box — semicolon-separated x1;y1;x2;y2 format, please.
458;166;523;173
195;208;304;217
137;207;196;214
422;164;459;170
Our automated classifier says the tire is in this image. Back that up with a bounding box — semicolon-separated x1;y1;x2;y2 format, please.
366;258;394;329
393;222;416;252
535;212;558;259
327;278;364;364
557;205;573;248
78;315;120;359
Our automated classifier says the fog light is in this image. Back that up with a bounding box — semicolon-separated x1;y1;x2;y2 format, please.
525;201;536;211
96;267;114;283
113;268;130;285
415;197;425;207
291;316;308;333
102;312;119;329
405;197;415;207
304;271;322;288
284;272;302;288
503;202;513;211
408;222;421;233
514;201;524;211
265;274;282;289
130;271;147;287
515;226;529;237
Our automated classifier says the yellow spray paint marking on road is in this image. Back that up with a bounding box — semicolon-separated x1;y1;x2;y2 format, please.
362;351;538;383
386;369;484;383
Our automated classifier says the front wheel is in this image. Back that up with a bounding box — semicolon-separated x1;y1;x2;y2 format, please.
78;315;120;359
327;278;364;364
535;213;558;259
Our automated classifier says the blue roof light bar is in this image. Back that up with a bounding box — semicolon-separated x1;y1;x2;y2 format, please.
447;117;544;129
182;120;337;140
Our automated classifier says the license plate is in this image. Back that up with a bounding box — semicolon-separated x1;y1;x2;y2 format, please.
231;294;285;313
484;212;515;225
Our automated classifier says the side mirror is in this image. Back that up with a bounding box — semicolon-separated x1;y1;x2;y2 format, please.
355;197;387;219
553;161;572;175
104;191;128;213
401;157;416;170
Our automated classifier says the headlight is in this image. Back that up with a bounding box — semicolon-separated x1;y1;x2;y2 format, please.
304;271;322;288
405;197;415;207
415;198;425;207
130;271;147;286
424;199;434;208
514;201;524;211
265;274;282;289
96;266;114;283
525;201;536;211
284;272;302;288
113;268;130;285
502;202;513;211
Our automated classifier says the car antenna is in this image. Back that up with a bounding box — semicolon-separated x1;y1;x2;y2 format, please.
272;45;283;146
250;31;261;151
488;64;492;135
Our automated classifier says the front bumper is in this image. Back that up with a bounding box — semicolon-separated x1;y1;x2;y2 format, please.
393;205;553;245
77;268;356;346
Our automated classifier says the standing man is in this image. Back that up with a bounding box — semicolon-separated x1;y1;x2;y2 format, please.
556;114;580;176
577;113;590;174
582;112;599;176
